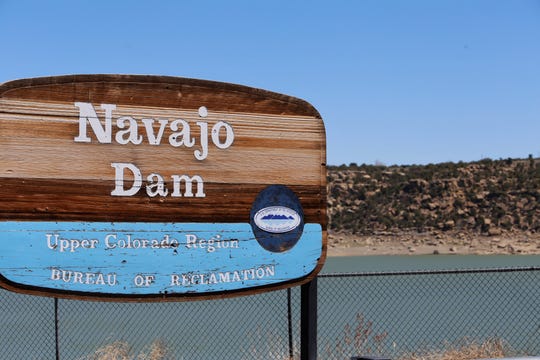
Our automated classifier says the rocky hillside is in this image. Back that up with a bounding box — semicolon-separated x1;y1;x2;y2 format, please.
328;156;540;237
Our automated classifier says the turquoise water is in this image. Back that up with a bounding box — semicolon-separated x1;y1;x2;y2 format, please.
318;255;540;359
322;254;540;273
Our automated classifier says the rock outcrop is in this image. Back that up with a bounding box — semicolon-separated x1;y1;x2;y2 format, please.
328;157;540;237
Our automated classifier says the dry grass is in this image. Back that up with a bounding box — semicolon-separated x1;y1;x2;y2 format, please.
324;312;388;359
321;312;513;360
81;339;170;360
398;337;509;360
80;332;513;360
241;326;299;359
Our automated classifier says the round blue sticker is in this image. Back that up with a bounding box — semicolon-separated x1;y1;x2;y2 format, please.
250;185;305;252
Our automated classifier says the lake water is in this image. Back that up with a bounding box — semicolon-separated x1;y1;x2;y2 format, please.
1;255;539;359
318;255;540;359
323;254;540;272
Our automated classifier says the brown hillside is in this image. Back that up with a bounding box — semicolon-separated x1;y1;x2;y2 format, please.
327;156;540;255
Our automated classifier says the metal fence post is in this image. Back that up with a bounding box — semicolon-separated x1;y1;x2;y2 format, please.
287;288;294;359
55;297;60;360
301;278;317;360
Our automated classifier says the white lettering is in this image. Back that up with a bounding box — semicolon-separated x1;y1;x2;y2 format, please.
134;274;155;287
208;273;218;284
186;234;197;248
184;235;238;252
104;233;178;250
265;266;275;277
194;121;208;161
46;234;98;252
219;272;230;283
111;163;204;198
169;119;195;148
73;102;235;161
141;118;168;145
211;121;234;149
104;234;117;249
169;266;275;287
244;269;255;280
74;102;116;143
146;173;168;197
115;116;143;145
85;272;95;285
50;268;117;286
51;268;61;281
46;233;56;250
95;273;105;285
171;174;205;198
170;274;180;286
111;162;142;196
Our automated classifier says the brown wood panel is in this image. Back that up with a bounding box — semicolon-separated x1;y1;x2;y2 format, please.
0;99;325;185
0;75;321;118
0;178;325;224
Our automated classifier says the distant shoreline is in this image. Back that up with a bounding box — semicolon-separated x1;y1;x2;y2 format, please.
327;230;540;256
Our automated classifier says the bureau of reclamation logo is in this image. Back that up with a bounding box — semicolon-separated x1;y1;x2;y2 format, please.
253;206;301;234
250;185;305;252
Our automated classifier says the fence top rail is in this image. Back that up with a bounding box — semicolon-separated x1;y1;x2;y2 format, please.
319;266;540;278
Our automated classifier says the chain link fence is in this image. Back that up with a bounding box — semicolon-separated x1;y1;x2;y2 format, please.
318;267;540;359
0;267;538;359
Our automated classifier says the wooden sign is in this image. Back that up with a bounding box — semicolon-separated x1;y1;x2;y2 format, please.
0;75;327;301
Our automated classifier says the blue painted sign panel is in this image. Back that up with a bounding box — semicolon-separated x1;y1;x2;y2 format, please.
0;221;322;296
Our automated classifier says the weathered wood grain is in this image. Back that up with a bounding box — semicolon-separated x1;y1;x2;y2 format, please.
0;75;321;117
0;179;325;222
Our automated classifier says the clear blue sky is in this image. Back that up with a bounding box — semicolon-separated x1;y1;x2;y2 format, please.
1;0;539;166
